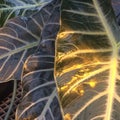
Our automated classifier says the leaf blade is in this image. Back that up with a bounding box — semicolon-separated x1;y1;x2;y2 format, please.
55;0;120;119
16;0;63;119
0;0;52;27
0;0;55;82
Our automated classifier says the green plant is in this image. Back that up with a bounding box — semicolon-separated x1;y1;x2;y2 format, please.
0;0;62;119
56;0;120;120
0;0;120;120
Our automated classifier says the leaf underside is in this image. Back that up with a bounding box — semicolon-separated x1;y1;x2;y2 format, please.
55;0;120;120
16;0;63;119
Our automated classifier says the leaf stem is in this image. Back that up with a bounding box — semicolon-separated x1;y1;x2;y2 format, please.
4;79;17;120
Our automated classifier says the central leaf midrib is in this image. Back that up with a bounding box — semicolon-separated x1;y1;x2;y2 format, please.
93;0;118;120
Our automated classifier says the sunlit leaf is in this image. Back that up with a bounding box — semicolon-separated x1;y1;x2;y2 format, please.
55;0;120;119
0;0;54;83
16;0;63;119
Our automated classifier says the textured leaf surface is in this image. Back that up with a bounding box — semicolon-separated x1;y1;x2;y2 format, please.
0;0;52;27
0;0;55;83
112;0;120;25
55;0;120;120
16;0;63;119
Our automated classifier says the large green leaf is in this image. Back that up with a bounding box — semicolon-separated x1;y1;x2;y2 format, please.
0;0;52;27
55;0;120;119
16;0;63;119
0;0;54;83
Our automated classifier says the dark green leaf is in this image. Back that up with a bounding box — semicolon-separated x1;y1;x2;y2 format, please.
112;0;120;25
0;0;52;27
0;0;54;83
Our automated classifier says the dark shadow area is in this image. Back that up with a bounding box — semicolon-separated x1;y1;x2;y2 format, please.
0;81;22;119
0;81;14;101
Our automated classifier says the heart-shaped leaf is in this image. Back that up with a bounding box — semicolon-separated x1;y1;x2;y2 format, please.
55;0;120;119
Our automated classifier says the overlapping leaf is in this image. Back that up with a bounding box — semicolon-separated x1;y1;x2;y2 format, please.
55;0;120;119
0;0;52;27
112;0;120;24
16;0;63;119
0;0;55;83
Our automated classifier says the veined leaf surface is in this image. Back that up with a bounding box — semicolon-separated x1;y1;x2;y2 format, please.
0;0;52;27
55;0;120;119
16;0;63;119
112;0;120;25
0;0;55;83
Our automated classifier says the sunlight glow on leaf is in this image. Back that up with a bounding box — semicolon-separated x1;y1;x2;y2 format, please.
55;0;120;119
64;113;72;120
